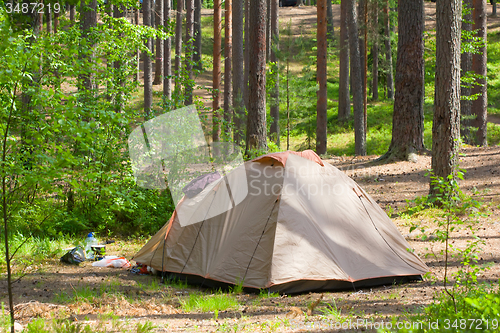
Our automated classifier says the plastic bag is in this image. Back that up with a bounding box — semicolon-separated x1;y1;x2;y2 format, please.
60;246;86;265
92;256;131;268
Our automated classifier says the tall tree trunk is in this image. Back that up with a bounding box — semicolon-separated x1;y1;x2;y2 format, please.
213;0;222;142
153;0;164;85
47;6;52;34
381;0;425;162
246;0;267;153
358;0;368;130
493;0;497;16
317;0;328;155
244;0;250;109
384;0;394;99
164;0;172;101
38;1;43;34
371;0;379;101
151;0;155;54
54;10;59;33
114;5;125;112
143;0;153;118
194;0;202;69
347;0;366;155
270;0;280;146
338;0;350;122
267;0;271;61
233;0;245;144
224;0;233;137
327;0;334;41
79;0;97;94
185;0;194;105
461;0;473;142
471;0;488;146
431;0;462;193
175;0;183;92
135;5;140;83
70;5;76;26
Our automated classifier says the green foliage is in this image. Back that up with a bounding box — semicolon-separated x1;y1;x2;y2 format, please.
0;4;174;240
179;291;240;312
319;299;347;323
20;317;157;333
0;304;9;332
406;167;489;310
383;283;500;333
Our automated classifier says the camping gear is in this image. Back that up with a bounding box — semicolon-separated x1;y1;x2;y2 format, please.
91;245;106;260
60;246;85;265
85;232;98;260
133;150;429;293
92;256;131;268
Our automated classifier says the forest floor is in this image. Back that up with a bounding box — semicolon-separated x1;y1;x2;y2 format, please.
3;3;500;332
3;145;500;332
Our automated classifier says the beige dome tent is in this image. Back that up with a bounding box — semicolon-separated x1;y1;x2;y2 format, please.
133;150;428;293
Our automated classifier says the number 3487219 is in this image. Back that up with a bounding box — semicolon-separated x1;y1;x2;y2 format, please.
5;2;61;14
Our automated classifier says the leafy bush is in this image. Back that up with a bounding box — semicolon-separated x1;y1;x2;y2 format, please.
383;284;500;333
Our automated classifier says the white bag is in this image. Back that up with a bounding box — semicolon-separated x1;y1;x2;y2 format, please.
92;256;131;268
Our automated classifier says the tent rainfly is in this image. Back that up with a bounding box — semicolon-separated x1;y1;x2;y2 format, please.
133;150;429;293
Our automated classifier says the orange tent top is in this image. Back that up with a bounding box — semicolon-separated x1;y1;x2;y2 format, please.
251;149;324;167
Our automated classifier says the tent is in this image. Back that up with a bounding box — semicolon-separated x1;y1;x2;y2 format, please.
133;150;429;293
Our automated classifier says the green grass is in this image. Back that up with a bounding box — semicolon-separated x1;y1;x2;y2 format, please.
0;233;79;273
53;281;127;304
487;32;500;116
19;317;157;333
179;291;240;312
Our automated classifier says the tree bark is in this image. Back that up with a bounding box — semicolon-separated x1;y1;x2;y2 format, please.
493;0;497;16
194;0;202;69
371;0;379;101
246;0;267;153
384;0;394;99
175;0;183;92
153;0;164;85
70;5;76;26
327;0;334;41
338;0;350;122
143;0;153;118
224;0;233;137
347;0;366;155
185;0;194;105
79;0;97;94
270;0;280;146
47;5;52;34
114;5;125;113
431;0;462;193
358;0;368;130
213;0;222;142
471;0;488;146
381;0;425;162
135;5;140;83
461;0;473;142
267;0;271;61
317;0;328;155
54;10;59;33
244;0;250;109
164;0;172;101
233;0;245;144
